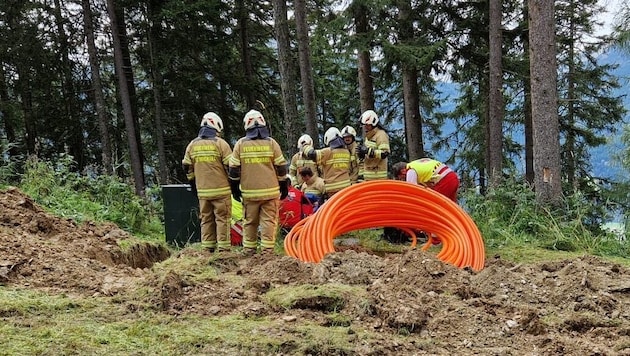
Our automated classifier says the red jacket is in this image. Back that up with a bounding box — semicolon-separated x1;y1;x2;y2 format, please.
279;186;313;228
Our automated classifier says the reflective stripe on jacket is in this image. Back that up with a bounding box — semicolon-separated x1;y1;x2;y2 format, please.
182;137;232;199
314;147;351;193
229;137;287;200
363;128;389;180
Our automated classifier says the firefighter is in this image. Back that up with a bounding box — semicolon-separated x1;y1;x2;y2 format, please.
341;125;360;185
289;134;320;185
356;110;390;181
392;158;460;202
228;109;288;255
298;166;326;211
182;112;233;253
301;127;351;198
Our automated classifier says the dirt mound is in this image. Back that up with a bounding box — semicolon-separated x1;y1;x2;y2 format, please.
0;187;170;294
1;186;629;355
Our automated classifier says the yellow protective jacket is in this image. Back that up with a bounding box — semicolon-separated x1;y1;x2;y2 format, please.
363;127;390;180
303;145;351;194
229;137;287;201
231;196;243;223
299;176;326;199
182;137;232;199
289;152;319;185
407;158;453;187
345;141;360;184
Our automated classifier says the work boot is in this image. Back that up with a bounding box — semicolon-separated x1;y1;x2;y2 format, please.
242;248;256;257
260;248;275;256
205;247;216;253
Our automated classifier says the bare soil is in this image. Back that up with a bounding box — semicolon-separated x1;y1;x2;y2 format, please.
1;186;630;355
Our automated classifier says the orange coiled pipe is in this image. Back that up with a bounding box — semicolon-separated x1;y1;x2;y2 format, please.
283;180;485;271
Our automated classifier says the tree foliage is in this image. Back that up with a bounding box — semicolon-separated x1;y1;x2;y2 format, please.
0;0;626;225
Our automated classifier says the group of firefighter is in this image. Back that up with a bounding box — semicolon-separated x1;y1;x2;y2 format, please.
182;109;459;256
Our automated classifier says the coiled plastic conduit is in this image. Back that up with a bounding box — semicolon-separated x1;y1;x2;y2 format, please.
284;180;485;271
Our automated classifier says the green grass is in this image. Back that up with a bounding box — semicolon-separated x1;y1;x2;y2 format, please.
15;156;165;240
151;250;220;283
264;283;368;311
0;287;371;355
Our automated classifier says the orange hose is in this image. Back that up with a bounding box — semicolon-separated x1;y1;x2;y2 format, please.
283;180;485;271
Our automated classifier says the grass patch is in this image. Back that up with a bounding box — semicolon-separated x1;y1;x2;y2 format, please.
152;252;219;284
0;287;370;355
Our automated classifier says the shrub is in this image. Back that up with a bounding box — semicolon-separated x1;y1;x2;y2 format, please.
18;155;163;239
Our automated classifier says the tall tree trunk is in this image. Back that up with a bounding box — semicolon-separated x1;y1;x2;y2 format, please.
107;0;145;196
6;6;36;156
528;0;562;205
566;5;576;190
294;0;319;145
479;72;489;195
398;0;423;160
272;0;299;151
0;66;18;158
402;67;422;160
82;0;113;175
522;3;534;185
354;2;375;114
15;65;36;155
53;0;85;169
147;0;168;184
487;0;504;188
237;0;256;109
115;4;145;173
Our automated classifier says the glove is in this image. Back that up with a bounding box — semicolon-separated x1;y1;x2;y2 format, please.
301;145;315;160
279;179;289;200
230;179;242;202
188;179;197;196
356;145;369;159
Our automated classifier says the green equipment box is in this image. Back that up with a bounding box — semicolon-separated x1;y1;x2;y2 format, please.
162;184;200;247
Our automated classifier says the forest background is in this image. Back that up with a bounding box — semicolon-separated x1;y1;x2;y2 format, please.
1;0;630;235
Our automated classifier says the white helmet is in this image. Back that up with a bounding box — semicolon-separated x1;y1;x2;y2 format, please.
243;109;266;130
341;125;357;138
201;112;223;132
360;110;379;126
297;134;313;149
324;127;341;146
